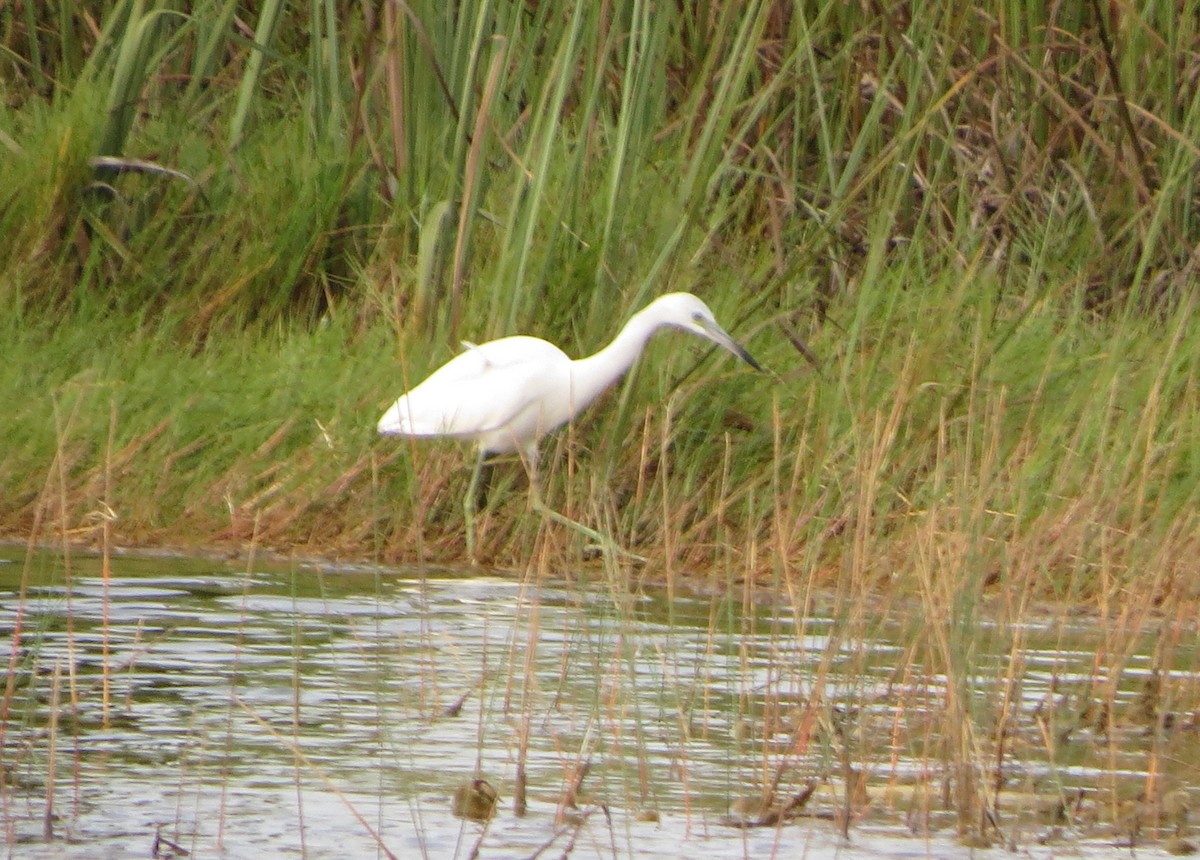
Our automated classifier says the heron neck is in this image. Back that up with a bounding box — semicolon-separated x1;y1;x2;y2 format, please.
569;308;661;411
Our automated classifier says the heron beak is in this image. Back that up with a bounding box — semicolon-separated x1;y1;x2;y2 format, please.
698;318;763;371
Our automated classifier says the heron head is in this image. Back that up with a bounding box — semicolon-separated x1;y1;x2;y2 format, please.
650;293;762;371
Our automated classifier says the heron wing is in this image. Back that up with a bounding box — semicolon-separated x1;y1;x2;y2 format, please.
377;336;569;441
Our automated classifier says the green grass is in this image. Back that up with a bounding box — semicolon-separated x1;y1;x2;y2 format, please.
0;0;1197;603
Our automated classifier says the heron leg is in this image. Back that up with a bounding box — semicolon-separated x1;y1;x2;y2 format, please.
526;462;644;563
473;457;496;512
463;450;487;563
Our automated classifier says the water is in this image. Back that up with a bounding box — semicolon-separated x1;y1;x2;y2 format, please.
1;546;1197;858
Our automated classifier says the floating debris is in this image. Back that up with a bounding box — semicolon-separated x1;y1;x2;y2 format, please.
452;778;499;821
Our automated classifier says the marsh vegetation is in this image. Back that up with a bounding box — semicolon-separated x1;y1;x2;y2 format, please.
1;1;1199;854
0;0;1195;587
2;547;1198;857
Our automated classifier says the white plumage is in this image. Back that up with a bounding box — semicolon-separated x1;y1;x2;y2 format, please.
379;292;757;459
377;291;759;558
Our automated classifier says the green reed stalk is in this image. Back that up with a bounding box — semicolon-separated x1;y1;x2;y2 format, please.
228;0;285;149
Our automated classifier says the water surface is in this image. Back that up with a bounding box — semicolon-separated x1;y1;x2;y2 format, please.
1;546;1196;858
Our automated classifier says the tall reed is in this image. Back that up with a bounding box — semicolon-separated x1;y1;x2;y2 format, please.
0;1;1195;600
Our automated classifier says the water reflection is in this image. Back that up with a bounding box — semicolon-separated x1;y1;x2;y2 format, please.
0;547;1197;858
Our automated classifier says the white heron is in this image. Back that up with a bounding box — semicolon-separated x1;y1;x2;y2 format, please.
377;292;760;560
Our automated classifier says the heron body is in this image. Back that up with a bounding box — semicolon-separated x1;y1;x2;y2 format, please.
377;291;759;558
378;335;570;462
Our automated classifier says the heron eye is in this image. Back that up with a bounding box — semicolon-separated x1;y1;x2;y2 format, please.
692;312;704;323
